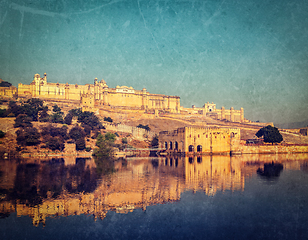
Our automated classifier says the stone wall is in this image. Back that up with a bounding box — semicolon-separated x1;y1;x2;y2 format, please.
102;122;155;141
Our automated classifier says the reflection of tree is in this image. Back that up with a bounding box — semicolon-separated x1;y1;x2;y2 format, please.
9;158;99;204
12;163;42;206
257;162;283;179
300;162;308;173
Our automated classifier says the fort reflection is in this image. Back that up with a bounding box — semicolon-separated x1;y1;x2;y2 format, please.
0;154;308;226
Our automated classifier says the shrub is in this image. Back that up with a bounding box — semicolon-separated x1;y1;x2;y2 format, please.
104;117;113;123
69;125;86;141
0;130;5;138
14;114;33;128
46;136;65;151
75;138;86;151
16;127;40;146
137;124;150;131
64;113;73;125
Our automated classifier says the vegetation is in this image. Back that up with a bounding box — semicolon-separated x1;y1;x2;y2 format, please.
151;135;159;148
104;116;113;123
50;104;64;123
64;113;73;125
0;80;12;87
121;137;128;144
78;111;103;130
93;133;116;175
0;130;5;138
14;114;33;128
256;125;283;145
16;127;40;146
137;124;150;131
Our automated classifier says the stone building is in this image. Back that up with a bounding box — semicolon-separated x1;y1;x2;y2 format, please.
181;102;245;123
159;126;241;155
18;73;180;113
0;79;17;98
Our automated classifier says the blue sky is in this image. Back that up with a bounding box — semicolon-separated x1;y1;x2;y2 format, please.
0;0;307;124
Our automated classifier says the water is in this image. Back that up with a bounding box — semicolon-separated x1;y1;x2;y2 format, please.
1;154;308;240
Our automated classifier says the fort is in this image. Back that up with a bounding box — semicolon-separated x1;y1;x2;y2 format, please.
12;73;245;122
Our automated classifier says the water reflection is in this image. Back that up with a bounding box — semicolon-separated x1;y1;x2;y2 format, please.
0;154;308;227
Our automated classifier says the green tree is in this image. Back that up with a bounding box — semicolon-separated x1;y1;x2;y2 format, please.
256;125;283;145
92;133;116;175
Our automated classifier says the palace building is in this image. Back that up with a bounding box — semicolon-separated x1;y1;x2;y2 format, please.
17;73;180;113
159;126;241;155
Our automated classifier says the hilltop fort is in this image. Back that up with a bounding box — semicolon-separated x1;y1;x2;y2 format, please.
2;73;245;123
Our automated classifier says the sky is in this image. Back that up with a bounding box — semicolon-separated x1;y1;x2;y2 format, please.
0;0;307;125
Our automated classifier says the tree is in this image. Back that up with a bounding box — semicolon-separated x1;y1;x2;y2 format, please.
50;113;64;123
104;117;113;123
39;106;49;122
151;135;159;148
16;127;40;146
21;98;44;121
69;125;86;141
46;136;65;151
0;130;5;138
14;114;33;128
64;113;73;125
75;137;86;151
78;111;103;130
93;133;115;159
256;125;283;145
137;124;150;131
69;108;82;117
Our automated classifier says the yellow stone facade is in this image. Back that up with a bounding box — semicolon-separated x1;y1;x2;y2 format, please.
181;102;245;123
18;73;180;113
159;126;241;155
0;79;17;98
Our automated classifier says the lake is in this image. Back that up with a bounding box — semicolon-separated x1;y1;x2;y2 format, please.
1;154;308;240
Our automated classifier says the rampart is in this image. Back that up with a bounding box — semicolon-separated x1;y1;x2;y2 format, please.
102;122;155;141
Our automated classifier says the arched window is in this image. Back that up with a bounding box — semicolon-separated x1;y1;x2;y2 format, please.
231;132;235;137
169;141;173;150
165;158;168;166
175;158;178;167
197;156;202;163
189;157;194;164
170;158;173;166
164;142;168;149
197;145;202;152
188;145;194;152
174;141;178;150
